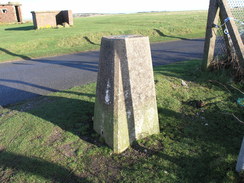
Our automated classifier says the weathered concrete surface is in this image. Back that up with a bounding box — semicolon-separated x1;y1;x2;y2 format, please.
94;35;160;153
236;137;244;172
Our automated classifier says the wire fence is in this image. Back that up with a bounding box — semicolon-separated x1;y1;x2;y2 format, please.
212;0;244;69
228;0;244;36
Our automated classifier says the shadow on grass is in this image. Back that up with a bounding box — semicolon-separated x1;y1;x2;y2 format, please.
5;26;34;31
154;60;233;84
1;85;106;181
83;36;100;46
0;48;31;60
29;94;99;145
125;105;244;182
3;86;100;146
0;150;89;183
154;29;191;41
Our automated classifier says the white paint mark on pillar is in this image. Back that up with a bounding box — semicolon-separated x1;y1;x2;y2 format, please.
127;110;132;119
125;90;129;99
105;80;111;105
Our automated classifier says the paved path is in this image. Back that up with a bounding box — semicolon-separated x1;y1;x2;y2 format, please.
0;38;204;106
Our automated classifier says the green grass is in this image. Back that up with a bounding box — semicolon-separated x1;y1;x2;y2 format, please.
0;60;243;182
0;11;207;62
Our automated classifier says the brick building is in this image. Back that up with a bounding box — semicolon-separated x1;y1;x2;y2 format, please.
31;10;73;29
0;2;22;23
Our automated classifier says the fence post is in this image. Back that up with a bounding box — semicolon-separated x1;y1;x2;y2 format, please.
202;0;220;71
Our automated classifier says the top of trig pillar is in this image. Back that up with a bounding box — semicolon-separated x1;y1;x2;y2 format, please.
102;35;147;40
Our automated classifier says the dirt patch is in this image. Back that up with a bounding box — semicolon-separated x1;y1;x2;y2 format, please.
56;143;76;158
0;168;14;183
80;145;159;182
121;147;149;160
81;155;122;183
46;127;63;145
0;145;6;152
30;135;43;144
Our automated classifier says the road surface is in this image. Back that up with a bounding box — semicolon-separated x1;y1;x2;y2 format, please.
0;38;204;106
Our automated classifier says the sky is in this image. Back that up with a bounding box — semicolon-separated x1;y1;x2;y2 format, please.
1;0;210;20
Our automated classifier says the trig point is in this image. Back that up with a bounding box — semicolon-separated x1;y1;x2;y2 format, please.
94;35;160;153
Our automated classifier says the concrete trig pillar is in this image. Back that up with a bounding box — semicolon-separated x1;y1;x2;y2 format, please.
94;35;160;153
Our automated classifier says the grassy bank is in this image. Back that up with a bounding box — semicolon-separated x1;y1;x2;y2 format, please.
0;60;243;182
0;11;207;62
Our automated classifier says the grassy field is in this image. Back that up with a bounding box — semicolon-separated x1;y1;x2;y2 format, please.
0;11;207;62
0;60;244;182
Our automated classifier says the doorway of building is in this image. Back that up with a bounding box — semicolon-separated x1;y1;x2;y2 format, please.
15;6;21;22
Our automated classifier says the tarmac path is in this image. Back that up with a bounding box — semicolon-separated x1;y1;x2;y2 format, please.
0;38;204;106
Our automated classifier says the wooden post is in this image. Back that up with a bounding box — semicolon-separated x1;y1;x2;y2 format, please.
202;0;220;71
218;0;244;67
